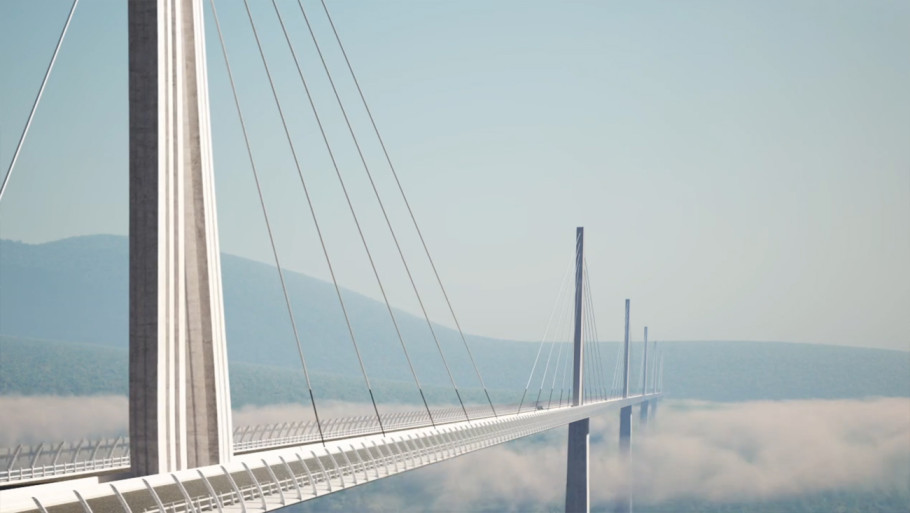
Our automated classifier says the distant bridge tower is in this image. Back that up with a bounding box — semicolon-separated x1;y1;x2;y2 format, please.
616;299;632;513
128;0;232;475
565;227;589;512
640;326;649;423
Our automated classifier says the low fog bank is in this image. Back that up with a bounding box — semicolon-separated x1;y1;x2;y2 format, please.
2;396;908;511
623;398;910;504
0;395;128;446
0;397;432;446
403;397;910;510
294;397;910;511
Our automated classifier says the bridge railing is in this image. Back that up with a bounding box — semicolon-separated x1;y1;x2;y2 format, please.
135;409;585;513
137;431;439;513
0;397;625;486
2;395;660;513
1;456;131;483
0;436;129;484
233;404;500;453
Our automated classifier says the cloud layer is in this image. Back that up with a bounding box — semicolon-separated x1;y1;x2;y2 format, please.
623;398;910;503
0;397;419;446
0;395;128;446
1;396;907;509
411;397;910;509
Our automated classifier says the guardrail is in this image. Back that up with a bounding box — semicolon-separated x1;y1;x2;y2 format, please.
2;394;661;513
0;394;646;487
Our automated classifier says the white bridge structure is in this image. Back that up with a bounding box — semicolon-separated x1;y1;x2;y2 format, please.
0;2;663;512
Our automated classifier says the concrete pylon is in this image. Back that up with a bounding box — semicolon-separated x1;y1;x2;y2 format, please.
616;299;632;513
565;227;589;513
128;0;232;476
640;326;649;424
649;340;659;422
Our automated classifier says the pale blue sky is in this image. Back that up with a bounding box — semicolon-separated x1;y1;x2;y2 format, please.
1;1;908;350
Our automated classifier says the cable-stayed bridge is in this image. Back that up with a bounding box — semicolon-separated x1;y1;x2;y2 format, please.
0;2;663;512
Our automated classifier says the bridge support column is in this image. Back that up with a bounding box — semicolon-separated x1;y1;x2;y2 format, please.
565;227;589;513
640;326;649;426
565;418;590;512
614;299;632;513
617;405;632;513
648;340;660;422
129;0;232;476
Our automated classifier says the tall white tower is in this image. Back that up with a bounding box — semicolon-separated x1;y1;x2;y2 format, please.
128;0;232;475
565;227;589;512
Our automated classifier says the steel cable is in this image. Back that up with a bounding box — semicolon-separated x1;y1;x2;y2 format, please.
207;0;325;445
314;0;498;417
268;0;441;428
293;1;482;421
239;0;389;433
0;0;79;204
516;256;574;413
583;260;608;400
538;268;575;408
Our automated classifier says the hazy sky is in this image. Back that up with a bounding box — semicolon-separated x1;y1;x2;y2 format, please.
1;1;907;350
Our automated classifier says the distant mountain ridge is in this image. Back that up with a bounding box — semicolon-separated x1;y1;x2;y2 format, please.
1;235;908;404
0;235;523;389
2;334;908;407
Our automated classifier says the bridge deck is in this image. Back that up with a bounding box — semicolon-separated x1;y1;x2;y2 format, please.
1;404;502;488
0;394;659;513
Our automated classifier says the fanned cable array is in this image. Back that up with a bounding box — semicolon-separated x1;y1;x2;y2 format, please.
582;257;610;402
205;0;499;438
517;234;617;412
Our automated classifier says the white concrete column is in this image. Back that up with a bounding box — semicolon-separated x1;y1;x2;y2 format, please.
129;0;232;476
565;227;589;513
615;300;632;513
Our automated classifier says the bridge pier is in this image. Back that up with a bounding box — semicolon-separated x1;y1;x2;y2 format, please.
565;418;590;512
613;299;633;513
648;340;660;423
639;327;649;426
128;0;232;476
617;405;633;513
